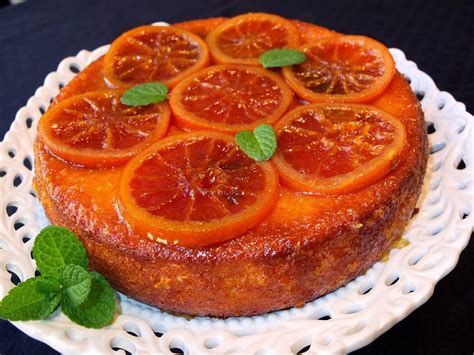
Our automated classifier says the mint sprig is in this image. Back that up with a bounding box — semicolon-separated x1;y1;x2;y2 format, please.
235;124;277;161
120;82;168;106
259;49;306;68
33;226;88;278
0;277;61;321
0;226;116;328
60;265;92;307
62;272;116;329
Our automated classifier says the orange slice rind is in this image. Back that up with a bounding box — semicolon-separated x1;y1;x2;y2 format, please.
273;103;407;194
169;64;293;133
37;90;170;167
282;35;395;103
119;132;279;247
206;13;300;65
104;25;210;89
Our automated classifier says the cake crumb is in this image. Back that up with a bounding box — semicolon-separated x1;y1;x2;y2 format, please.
154;276;172;289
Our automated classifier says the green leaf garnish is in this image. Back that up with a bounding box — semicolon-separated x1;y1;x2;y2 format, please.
33;226;88;278
61;272;116;329
120;82;168;106
259;49;306;68
35;276;62;296
0;226;116;329
0;277;61;321
235;124;277;161
60;265;92;307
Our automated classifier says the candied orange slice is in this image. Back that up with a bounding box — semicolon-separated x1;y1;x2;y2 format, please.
206;13;300;65
282;35;395;103
169;64;293;133
273;104;406;194
104;25;209;88
37;91;170;167
174;17;228;39
290;19;339;43
119;132;279;247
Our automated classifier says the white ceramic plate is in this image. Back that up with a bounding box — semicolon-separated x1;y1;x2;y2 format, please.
0;23;472;354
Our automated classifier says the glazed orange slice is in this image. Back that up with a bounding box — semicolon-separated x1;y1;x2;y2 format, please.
119;132;279;247
37;91;170;167
206;13;300;65
273;104;406;194
169;64;293;133
174;17;228;39
282;35;395;103
104;25;210;88
290;19;339;43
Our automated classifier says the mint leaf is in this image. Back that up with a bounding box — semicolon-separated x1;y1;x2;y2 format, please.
36;276;61;296
0;225;118;329
259;49;306;68
33;226;88;278
235;124;277;161
60;265;91;307
0;277;61;321
121;82;168;106
62;272;116;329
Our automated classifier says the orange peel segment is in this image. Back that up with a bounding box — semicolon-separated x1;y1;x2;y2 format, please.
119;132;279;247
104;25;210;89
37;90;170;167
206;13;300;65
273;103;407;194
282;35;395;103
169;64;293;133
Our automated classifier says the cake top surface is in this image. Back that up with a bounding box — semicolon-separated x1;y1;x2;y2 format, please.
36;13;417;247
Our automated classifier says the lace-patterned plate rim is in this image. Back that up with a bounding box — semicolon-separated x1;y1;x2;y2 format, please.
0;21;472;354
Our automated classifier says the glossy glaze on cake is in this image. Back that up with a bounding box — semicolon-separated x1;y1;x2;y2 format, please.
34;16;428;316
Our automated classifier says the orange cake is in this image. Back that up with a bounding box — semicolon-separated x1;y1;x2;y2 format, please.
34;13;428;317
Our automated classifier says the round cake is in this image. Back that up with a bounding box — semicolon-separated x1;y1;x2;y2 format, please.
34;13;428;317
